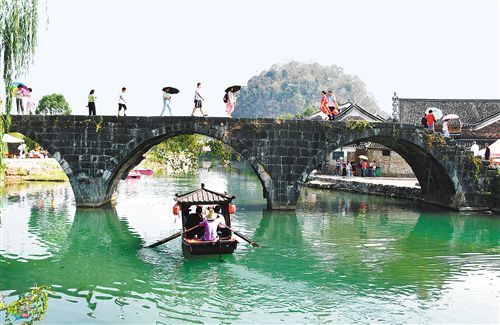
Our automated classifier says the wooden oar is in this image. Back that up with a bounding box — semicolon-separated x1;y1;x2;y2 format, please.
223;226;259;247
147;225;200;248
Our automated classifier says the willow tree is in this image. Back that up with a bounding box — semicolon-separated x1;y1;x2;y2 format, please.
0;0;39;177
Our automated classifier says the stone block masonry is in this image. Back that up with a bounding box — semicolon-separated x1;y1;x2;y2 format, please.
8;115;497;211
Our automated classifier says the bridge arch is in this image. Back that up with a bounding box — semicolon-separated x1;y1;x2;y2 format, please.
106;126;273;208
300;126;461;208
8;116;485;210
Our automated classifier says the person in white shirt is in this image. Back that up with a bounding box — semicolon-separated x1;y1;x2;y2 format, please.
470;141;480;156
118;87;127;116
161;90;172;116
327;90;337;120
191;82;207;117
213;205;226;226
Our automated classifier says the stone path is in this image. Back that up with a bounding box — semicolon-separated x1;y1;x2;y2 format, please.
309;174;421;189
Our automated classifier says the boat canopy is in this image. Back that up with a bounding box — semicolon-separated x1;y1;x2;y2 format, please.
174;183;235;205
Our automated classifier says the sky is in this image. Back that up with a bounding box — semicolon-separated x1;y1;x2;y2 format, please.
10;0;500;117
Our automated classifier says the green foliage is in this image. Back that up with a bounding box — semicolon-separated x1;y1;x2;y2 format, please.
234;61;381;118
0;0;39;180
9;132;42;150
36;93;71;115
144;134;240;175
347;120;372;131
278;106;316;120
425;132;446;152
470;156;482;183
95;116;104;132
0;285;50;324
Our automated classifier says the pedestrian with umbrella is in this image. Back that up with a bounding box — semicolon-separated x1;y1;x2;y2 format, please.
426;109;436;132
15;84;25;114
224;85;240;118
161;87;179;116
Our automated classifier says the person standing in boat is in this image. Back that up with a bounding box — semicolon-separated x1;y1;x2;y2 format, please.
199;209;223;241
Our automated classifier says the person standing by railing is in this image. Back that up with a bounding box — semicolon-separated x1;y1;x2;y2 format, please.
426;110;436;132
327;90;338;120
87;89;96;116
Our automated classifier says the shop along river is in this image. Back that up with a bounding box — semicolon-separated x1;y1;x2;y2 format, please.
1;164;499;324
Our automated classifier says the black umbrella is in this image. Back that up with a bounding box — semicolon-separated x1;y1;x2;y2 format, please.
225;85;241;93
162;87;180;94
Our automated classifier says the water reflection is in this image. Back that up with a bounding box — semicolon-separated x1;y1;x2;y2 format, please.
0;167;499;323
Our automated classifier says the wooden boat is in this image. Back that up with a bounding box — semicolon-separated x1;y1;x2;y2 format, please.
173;183;238;255
126;170;141;179
135;168;153;175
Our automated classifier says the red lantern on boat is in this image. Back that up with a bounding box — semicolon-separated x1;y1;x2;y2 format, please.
172;203;180;215
228;203;236;214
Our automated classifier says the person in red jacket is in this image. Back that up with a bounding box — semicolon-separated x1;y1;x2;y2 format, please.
361;159;367;177
426;110;436;132
320;91;329;120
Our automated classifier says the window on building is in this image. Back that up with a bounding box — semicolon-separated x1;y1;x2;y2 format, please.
382;150;391;157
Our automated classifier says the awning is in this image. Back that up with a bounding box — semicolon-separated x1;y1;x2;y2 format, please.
175;183;235;205
1;134;24;143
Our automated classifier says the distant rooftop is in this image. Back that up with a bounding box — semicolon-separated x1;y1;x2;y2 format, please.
398;97;500;125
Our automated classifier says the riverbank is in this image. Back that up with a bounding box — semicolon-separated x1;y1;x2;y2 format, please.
305;174;422;201
3;158;68;183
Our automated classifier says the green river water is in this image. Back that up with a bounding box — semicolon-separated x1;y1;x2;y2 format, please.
1;165;499;324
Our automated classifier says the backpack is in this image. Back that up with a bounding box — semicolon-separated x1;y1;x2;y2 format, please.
223;93;228;103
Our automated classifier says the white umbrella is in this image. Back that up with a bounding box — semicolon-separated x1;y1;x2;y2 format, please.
358;155;368;160
1;134;24;143
489;139;500;154
425;107;443;120
442;114;459;120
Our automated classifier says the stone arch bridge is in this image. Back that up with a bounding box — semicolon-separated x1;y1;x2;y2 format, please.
8;115;493;210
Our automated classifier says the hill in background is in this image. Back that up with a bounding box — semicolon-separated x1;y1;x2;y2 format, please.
233;61;384;118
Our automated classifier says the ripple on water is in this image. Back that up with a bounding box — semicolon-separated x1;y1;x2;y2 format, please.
1;169;500;324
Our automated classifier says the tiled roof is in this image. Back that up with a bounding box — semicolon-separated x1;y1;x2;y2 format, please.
309;102;388;121
398;98;500;125
336;102;387;122
461;121;500;140
175;183;235;204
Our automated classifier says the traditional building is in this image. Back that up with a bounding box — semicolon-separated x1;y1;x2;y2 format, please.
393;94;500;146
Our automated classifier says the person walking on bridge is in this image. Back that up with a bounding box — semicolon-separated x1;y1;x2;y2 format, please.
320;91;329;120
327;90;338;120
426;110;435;132
161;89;172;116
118;87;128;116
225;90;236;118
191;82;207;117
